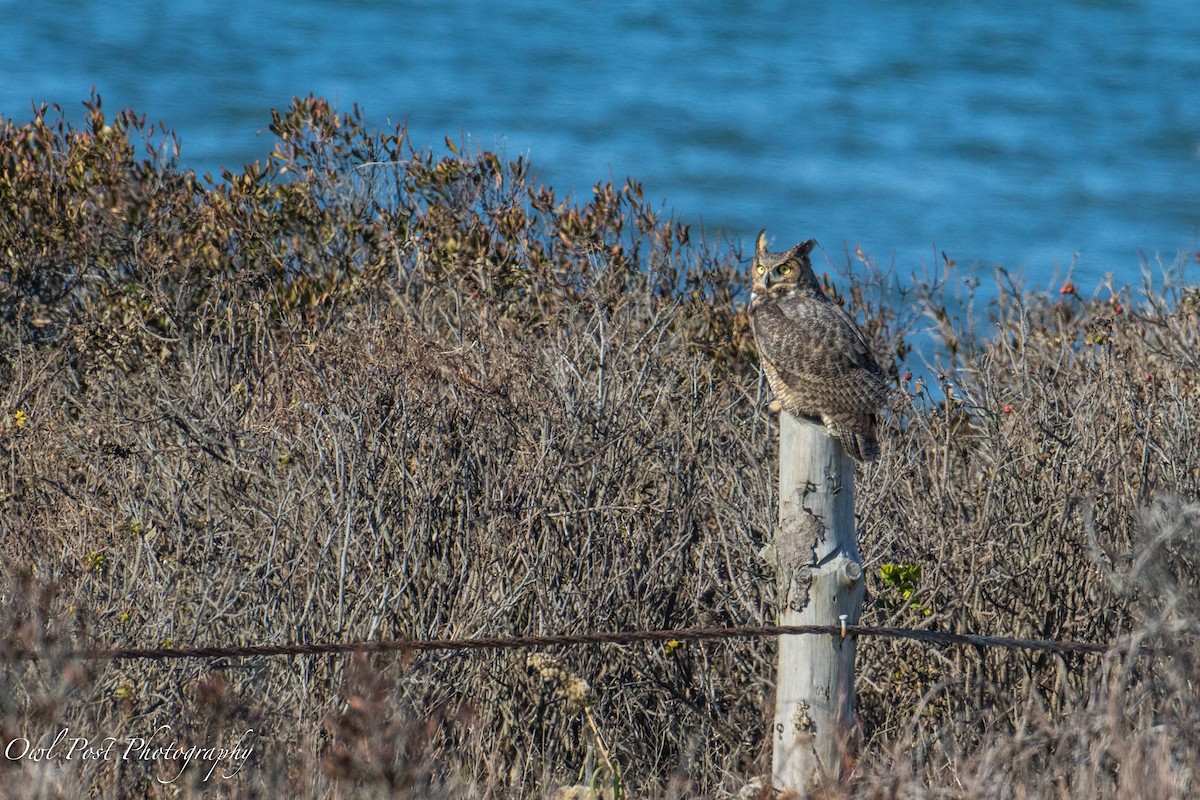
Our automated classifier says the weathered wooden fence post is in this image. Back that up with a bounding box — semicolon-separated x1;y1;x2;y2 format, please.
772;412;865;794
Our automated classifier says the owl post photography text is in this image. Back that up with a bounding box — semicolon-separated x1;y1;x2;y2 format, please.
4;725;255;784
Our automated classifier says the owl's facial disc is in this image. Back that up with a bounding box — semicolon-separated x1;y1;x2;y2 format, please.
753;262;795;295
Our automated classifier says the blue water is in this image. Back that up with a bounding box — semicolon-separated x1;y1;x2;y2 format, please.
4;1;1199;295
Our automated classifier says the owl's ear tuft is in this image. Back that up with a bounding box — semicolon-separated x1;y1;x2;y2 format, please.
789;239;816;259
755;229;769;259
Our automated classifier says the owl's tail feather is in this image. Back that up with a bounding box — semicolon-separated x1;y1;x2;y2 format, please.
851;433;880;462
838;417;880;463
819;414;880;462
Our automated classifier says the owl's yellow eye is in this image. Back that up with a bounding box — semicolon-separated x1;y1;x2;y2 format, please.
756;265;766;275
778;266;792;276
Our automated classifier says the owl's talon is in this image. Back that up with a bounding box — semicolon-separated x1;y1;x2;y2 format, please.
768;400;782;413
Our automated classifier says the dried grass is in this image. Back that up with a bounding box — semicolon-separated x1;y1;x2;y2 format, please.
2;95;1198;798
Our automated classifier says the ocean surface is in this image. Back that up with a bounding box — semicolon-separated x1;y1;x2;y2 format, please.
4;1;1199;296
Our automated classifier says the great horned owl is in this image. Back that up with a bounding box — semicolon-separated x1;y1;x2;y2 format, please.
749;230;889;462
